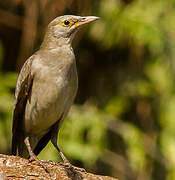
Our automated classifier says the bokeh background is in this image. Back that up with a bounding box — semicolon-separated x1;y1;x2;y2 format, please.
0;0;175;179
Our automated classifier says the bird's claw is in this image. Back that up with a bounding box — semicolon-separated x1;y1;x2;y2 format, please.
29;156;38;163
71;166;86;172
60;162;86;172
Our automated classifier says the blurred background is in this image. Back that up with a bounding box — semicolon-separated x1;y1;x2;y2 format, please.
0;0;175;179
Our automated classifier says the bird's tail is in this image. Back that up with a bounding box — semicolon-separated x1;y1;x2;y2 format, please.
12;133;29;158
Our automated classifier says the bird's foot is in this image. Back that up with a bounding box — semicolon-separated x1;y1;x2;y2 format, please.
71;166;86;172
29;156;51;175
24;137;51;176
29;157;52;164
29;155;40;163
60;161;86;172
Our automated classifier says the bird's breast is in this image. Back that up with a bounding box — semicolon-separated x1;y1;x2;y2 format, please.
24;58;78;135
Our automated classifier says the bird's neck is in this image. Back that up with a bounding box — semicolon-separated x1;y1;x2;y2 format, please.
38;34;75;69
39;32;76;69
40;33;72;50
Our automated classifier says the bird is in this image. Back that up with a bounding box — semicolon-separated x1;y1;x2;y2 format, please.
12;15;99;165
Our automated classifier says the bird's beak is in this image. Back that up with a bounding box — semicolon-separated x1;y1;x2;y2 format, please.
76;16;100;27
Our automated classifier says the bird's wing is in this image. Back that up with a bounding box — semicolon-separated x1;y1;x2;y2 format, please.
12;56;34;155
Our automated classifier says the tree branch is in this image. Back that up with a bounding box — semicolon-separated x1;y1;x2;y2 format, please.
0;154;118;180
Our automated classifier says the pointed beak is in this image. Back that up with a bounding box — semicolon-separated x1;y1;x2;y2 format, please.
76;16;100;27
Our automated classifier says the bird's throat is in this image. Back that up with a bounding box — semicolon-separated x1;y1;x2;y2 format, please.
40;33;73;50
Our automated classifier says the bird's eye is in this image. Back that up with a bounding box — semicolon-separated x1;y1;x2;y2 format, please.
64;20;70;26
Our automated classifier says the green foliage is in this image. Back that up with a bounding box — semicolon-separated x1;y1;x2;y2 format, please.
89;0;175;178
0;41;17;153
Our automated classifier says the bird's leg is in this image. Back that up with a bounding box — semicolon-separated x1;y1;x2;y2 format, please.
51;121;70;165
51;120;85;171
51;138;70;165
24;137;51;175
51;138;86;172
24;136;51;163
24;136;40;162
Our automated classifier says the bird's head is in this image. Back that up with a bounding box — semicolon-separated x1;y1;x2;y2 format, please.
45;15;99;42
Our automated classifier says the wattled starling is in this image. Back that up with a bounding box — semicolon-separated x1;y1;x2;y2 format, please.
12;15;99;165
